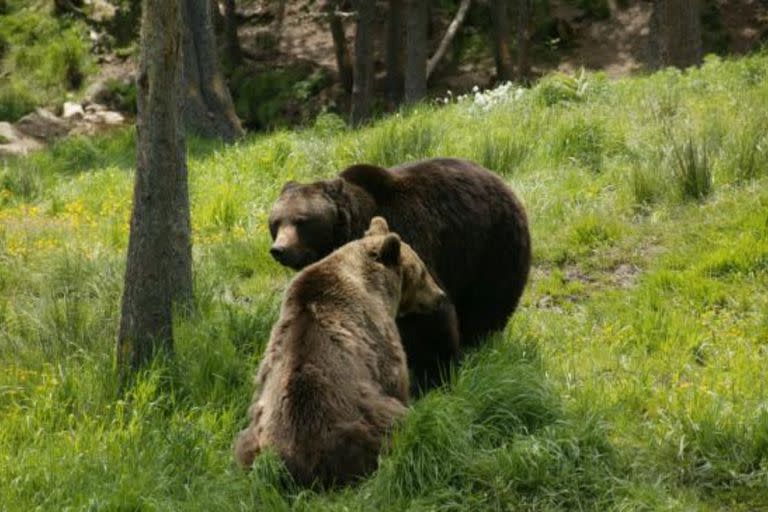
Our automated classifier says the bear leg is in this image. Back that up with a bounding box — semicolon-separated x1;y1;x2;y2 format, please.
397;300;460;394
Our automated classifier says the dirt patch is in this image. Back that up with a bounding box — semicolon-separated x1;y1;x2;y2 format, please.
557;2;654;78
609;263;641;288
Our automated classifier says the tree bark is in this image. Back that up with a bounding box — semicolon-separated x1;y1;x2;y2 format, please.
490;0;514;82
404;0;428;104
210;0;224;34
350;0;375;125
650;0;702;69
118;0;192;384
181;0;244;141
386;0;404;108
221;0;242;69
426;0;471;80
516;0;532;82
326;0;354;94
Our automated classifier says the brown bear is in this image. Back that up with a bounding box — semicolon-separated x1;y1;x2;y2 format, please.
234;217;448;487
268;157;531;389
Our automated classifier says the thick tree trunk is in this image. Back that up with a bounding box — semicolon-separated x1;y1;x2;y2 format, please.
350;0;375;125
404;0;428;104
650;0;702;69
326;0;354;94
118;0;192;383
221;0;242;68
490;0;514;82
386;0;404;108
426;0;471;79
182;0;244;141
516;0;532;82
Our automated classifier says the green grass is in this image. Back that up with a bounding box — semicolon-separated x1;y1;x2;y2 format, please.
2;52;768;510
0;2;95;121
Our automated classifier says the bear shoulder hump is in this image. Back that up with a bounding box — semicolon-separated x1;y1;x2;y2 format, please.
340;164;397;198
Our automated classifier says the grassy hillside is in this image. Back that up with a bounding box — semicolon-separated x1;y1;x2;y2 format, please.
1;54;768;510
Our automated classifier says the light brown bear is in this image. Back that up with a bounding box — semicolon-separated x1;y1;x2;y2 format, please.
234;217;447;487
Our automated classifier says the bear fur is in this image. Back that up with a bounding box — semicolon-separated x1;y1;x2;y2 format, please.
268;158;531;389
234;217;447;487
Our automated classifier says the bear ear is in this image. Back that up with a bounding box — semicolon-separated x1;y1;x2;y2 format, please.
365;216;390;237
321;178;344;198
378;233;401;267
340;164;395;199
281;180;300;193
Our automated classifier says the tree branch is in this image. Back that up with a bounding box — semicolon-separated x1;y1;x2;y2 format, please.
426;0;471;79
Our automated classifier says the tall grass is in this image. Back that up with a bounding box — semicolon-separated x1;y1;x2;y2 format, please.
1;52;768;510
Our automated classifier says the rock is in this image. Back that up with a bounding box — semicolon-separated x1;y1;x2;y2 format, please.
0;121;44;156
97;111;125;125
0;121;20;144
15;108;70;140
62;101;85;120
84;102;108;113
0;138;44;157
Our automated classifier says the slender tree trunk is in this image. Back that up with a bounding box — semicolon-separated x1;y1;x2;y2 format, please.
326;0;354;94
386;0;404;108
404;0;428;104
490;0;514;82
350;0;375;125
181;0;244;141
221;0;242;69
516;0;532;82
118;0;192;384
426;0;471;79
650;0;702;69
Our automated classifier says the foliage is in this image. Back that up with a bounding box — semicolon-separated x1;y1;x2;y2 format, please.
230;66;330;131
0;3;95;121
1;53;768;510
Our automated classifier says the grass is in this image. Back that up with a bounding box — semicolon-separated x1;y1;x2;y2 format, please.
1;52;768;510
0;2;95;121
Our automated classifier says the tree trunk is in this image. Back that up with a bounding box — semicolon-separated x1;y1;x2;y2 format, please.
386;0;404;108
210;0;224;34
426;0;471;79
350;0;375;125
650;0;702;69
181;0;244;141
326;0;354;94
221;0;242;69
404;0;428;104
516;0;532;82
490;0;514;82
118;0;192;384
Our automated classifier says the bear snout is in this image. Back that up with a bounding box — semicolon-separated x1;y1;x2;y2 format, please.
270;244;314;270
270;245;300;269
270;245;288;262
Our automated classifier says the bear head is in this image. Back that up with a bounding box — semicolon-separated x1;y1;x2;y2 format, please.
268;179;348;270
361;217;447;317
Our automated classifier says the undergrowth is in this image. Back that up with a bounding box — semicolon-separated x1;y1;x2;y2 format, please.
0;2;95;121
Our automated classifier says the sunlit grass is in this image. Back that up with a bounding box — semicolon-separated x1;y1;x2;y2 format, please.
1;53;767;510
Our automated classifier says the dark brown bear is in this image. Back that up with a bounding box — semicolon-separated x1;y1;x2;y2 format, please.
268;158;531;389
234;217;447;487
